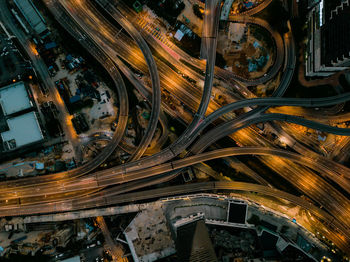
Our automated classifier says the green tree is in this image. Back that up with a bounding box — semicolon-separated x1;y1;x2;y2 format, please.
193;4;203;19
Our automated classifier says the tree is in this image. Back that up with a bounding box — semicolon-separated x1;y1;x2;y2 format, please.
193;4;203;19
215;52;227;68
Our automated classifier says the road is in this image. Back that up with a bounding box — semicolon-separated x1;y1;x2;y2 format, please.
0;0;131;183
0;179;349;253
52;0;220;170
0;0;220;196
1;92;350;198
2;0;350;254
94;0;161;162
0;145;348;198
2;0;344;209
43;0;130;178
113;1;330;201
0;0;82;161
96;216;126;262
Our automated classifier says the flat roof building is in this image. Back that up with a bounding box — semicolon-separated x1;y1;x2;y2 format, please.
176;219;218;262
0;82;44;151
60;256;81;262
13;0;47;36
0;31;27;86
0;82;33;116
1;112;44;150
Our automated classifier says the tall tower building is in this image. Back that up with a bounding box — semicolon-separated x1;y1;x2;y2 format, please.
305;0;350;76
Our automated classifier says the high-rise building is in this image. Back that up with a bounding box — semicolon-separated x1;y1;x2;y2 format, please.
305;0;350;76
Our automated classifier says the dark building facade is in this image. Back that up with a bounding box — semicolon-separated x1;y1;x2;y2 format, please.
306;0;350;76
176;219;218;262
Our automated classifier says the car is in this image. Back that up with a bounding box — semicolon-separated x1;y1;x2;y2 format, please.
87;243;96;249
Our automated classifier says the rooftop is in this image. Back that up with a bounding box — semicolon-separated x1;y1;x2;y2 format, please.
0;82;32;116
176;219;218;262
13;0;47;36
1;111;44;149
60;256;81;262
227;201;247;224
321;1;350;65
124;204;176;262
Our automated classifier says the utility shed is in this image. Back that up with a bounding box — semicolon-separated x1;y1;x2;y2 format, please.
13;0;47;35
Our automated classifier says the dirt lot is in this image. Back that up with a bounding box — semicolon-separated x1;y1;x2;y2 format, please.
217;23;275;79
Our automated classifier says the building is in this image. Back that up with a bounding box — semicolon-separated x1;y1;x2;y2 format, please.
257;228;316;261
124;207;176;262
0;82;44;151
307;0;322;9
52;227;73;247
1;112;43;150
24;222;58;232
176;219;218;262
0;82;33;116
60;256;81;262
306;0;350;76
13;0;48;37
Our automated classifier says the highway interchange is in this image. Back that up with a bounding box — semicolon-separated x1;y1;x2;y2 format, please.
2;0;350;255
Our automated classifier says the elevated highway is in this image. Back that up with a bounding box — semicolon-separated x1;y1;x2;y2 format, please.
94;0;161;161
0;0;130;183
0;180;349;252
232;0;273;17
2;0;350;253
1;92;350;194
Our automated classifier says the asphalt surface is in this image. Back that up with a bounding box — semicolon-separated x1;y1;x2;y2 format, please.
189;26;296;153
0;180;349;253
2;0;350;253
0;0;83;160
94;0;161;162
1;92;350;198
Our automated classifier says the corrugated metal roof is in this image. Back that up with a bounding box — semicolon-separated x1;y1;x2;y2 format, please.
13;0;47;35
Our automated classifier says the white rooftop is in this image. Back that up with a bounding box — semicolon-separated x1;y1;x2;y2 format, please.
0;82;32;116
60;256;81;262
174;29;184;41
1;112;43;148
